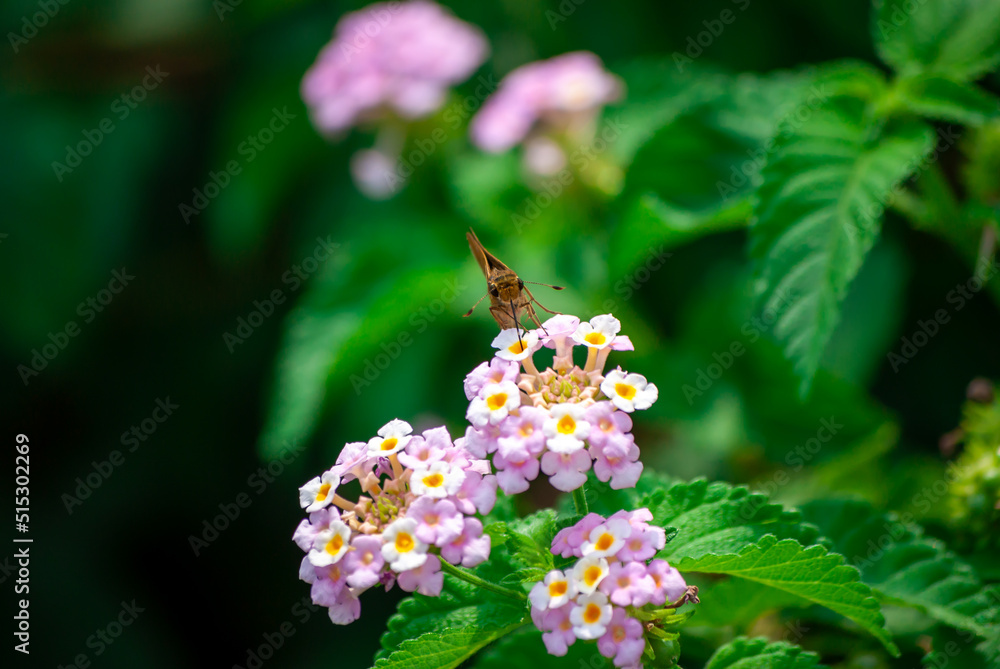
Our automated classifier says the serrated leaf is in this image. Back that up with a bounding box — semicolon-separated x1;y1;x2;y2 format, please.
648;479;820;561
485;510;557;571
372;623;526;669
378;573;527;658
676;536;899;655
873;0;1000;81
801;498;1000;658
749;96;934;394
705;636;827;669
898;75;1000;126
499;568;550;586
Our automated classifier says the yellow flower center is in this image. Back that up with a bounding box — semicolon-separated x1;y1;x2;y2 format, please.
520;423;534;437
508;340;527;354
395;532;414;553
487;393;508;411
362;551;374;565
584;332;606;346
615;383;636;400
316;483;331;501
612;625;626;642
599;419;613;432
557;414;576;434
380;437;399;451
548;581;568;598
583;603;602;624
423;472;445;488
584;565;603;587
595;532;615;552
325;533;344;555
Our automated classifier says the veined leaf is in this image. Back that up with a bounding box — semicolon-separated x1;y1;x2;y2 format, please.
649;479;820;561
676;536;899;655
801;498;1000;658
897;75;1000;126
705;636;827;669
749;96;933;394
873;0;1000;81
485;510;557;572
372;623;527;669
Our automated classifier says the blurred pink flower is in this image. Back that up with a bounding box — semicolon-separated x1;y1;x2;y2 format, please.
302;1;488;135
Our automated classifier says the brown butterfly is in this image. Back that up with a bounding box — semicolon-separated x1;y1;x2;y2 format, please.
464;228;563;336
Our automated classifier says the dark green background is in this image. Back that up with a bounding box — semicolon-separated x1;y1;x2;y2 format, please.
2;0;998;667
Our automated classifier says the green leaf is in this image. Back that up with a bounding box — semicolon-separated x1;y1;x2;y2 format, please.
648;479;821;561
692;578;808;628
749;96;934;394
705;636;828;669
484;510;557;572
676;536;899;655
378;573;527;658
372;623;526;669
897;75;1000;126
873;0;1000;81
800;498;1000;657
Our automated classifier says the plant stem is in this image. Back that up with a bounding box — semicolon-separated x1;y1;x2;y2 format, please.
438;559;526;601
572;486;589;516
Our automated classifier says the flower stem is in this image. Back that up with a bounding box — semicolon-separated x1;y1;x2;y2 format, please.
438;559;526;601
572;485;589;516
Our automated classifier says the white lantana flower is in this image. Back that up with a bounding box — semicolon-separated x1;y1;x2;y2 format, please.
581;518;631;558
600;369;658;412
572;314;620;349
410;461;465;498
367;418;413;456
381;518;428;572
308;520;352;567
542;404;590;453
571;554;609;594
528;569;576;610
570;591;613;639
467;380;521;427
492;329;541;361
299;469;341;512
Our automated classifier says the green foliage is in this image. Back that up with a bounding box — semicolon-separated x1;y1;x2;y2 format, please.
704;636;827;669
749;96;934;393
676;536;899;655
896;74;1000;126
372;623;527;669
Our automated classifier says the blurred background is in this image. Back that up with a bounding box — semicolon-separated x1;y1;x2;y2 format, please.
2;0;999;667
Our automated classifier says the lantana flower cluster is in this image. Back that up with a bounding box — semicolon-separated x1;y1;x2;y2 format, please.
293;419;496;624
530;510;693;668
460;314;658;493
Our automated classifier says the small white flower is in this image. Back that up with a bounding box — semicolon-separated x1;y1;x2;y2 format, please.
410;461;465;498
600;368;658;412
571;554;609;594
581;518;631;558
543;404;590;453
298;469;341;512
367;418;413;456
308;520;352;567
572;314;621;349
467;380;521;427
492;329;541;361
381;518;429;572
570;591;613;640
528;569;576;610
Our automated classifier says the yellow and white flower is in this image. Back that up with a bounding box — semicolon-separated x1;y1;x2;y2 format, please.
467;380;521;427
410;461;466;498
308;520;352;567
571;314;620;349
571;554;609;594
581;518;631;558
492;329;541;362
367;418;413;456
299;468;341;512
529;569;576;610
600;369;658;413
542;404;591;453
381;518;429;572
569;591;613;639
